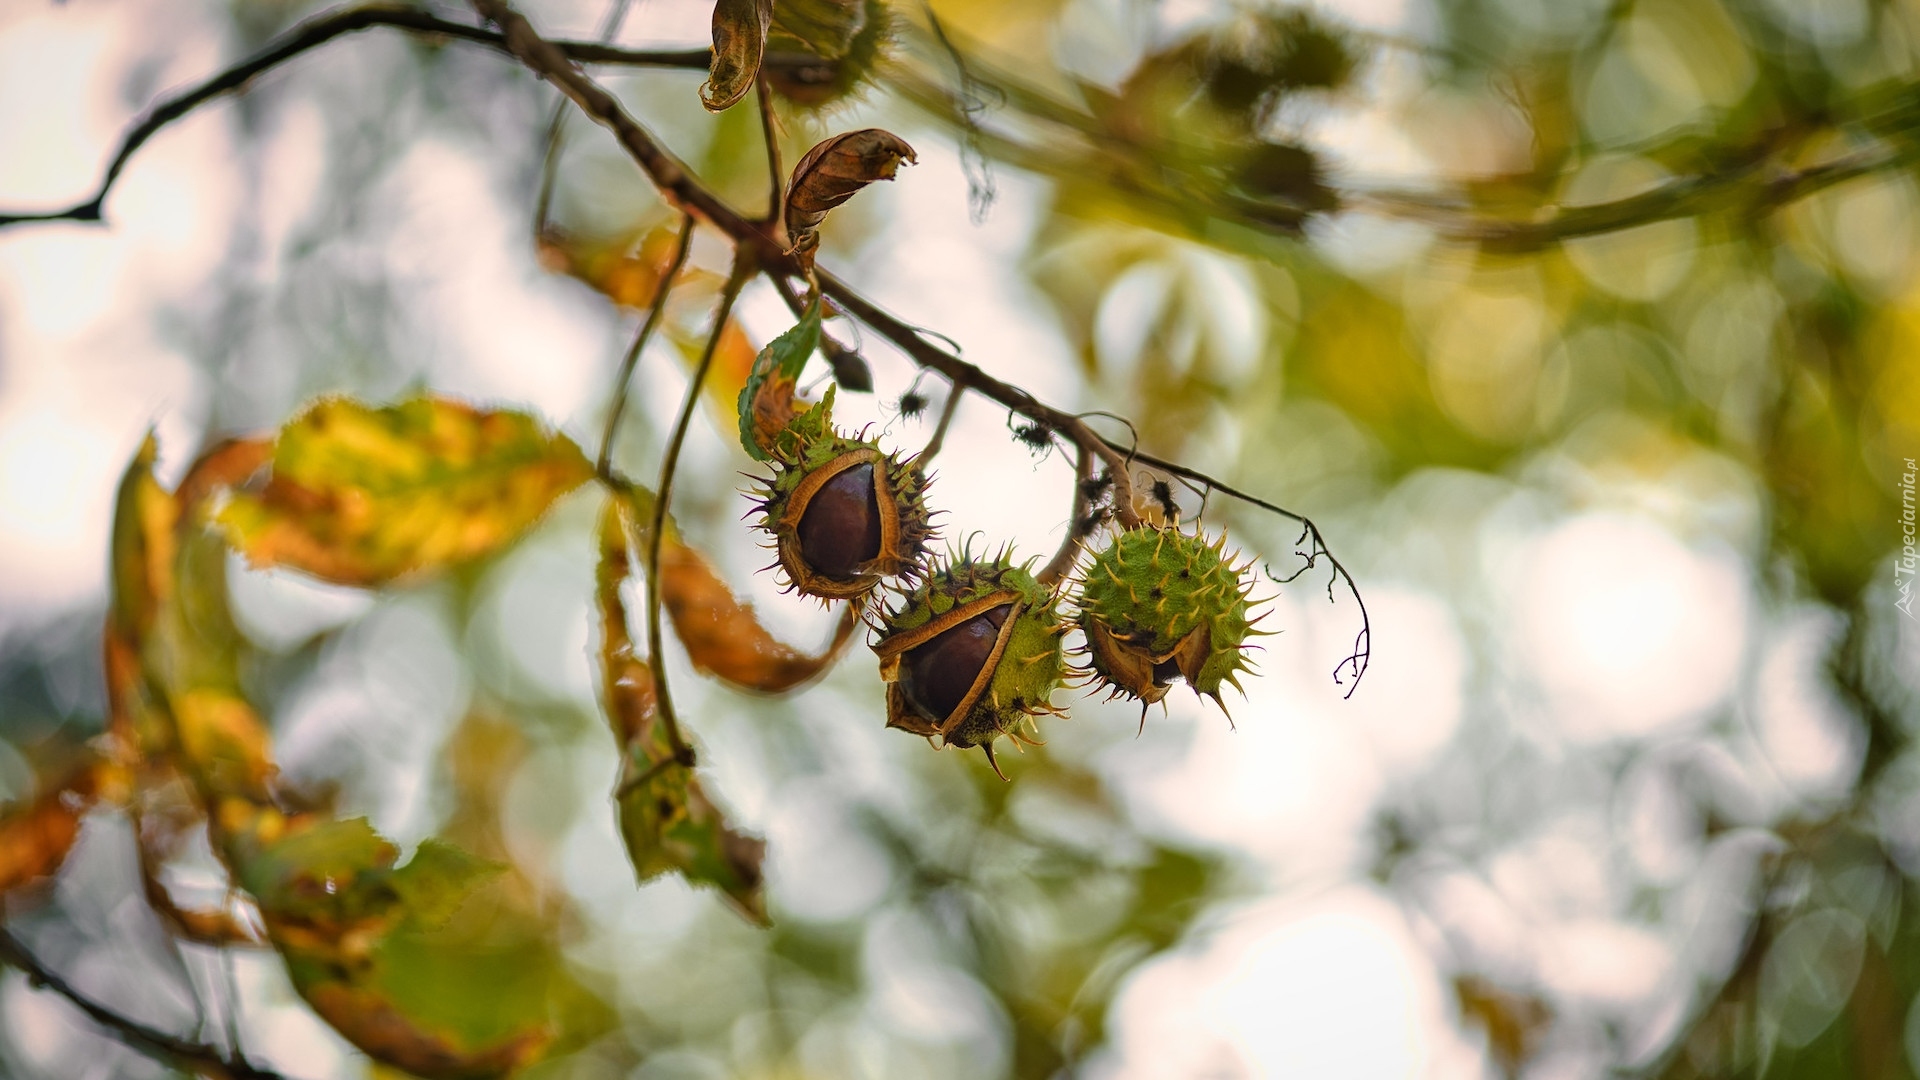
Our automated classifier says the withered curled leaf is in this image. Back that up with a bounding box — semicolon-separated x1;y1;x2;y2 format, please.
784;129;916;255
134;764;267;947
702;0;774;112
660;532;860;693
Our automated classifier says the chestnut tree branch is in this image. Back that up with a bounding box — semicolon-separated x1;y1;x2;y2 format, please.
1;0;1360;685
0;3;707;228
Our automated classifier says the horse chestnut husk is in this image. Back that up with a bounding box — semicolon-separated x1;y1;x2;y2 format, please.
1072;525;1260;718
872;547;1066;778
749;386;933;601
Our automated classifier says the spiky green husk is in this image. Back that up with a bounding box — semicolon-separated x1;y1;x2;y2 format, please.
874;548;1067;775
749;385;932;600
766;0;894;108
1073;526;1257;707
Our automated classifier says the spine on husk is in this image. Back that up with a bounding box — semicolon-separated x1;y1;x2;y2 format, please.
1071;524;1260;716
747;386;933;601
872;545;1067;778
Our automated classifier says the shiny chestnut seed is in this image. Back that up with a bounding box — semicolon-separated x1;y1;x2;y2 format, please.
901;604;1010;724
797;463;882;581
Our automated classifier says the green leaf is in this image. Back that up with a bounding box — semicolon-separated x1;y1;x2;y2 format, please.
239;816;400;924
617;772;768;926
737;301;822;461
389;839;506;931
218;395;592;587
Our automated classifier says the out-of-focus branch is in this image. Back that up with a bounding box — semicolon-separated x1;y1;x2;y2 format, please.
0;927;292;1080
0;3;707;229
470;0;777;251
886;21;1920;253
1352;143;1920;251
756;76;785;227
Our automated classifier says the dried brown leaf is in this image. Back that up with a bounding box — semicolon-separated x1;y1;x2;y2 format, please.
784;129;916;254
702;0;774;111
660;535;859;693
0;759;99;896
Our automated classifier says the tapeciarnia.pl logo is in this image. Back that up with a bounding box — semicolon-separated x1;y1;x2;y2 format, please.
1900;457;1916;620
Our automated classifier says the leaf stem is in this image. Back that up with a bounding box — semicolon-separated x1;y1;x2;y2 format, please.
644;253;755;761
598;213;697;478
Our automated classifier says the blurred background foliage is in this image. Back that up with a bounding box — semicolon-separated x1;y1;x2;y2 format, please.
0;0;1918;1078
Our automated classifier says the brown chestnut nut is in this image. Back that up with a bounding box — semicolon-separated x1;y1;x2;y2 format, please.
748;388;933;602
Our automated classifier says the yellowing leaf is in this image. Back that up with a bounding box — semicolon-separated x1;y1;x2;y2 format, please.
387;839;507;931
661;532;859;693
173;436;271;517
172;688;278;806
537;225;683;311
108;432;178;642
597;502;768;924
218;395;592;587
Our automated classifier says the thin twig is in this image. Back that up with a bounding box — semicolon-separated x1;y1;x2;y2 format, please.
533;0;638;237
1099;438;1371;694
644;253;755;762
914;381;963;463
1037;442;1095;586
598;212;696;477
811;269;1143;526
756;75;784;228
0;4;706;229
0;927;294;1080
471;0;777;253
